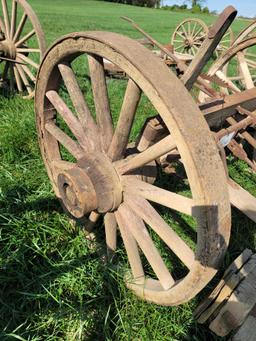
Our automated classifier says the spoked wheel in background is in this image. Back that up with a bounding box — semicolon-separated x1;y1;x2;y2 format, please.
35;31;231;306
171;18;233;59
0;0;46;98
171;18;208;57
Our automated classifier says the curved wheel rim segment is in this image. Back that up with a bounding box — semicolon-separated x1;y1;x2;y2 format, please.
171;18;208;57
0;0;46;98
35;31;231;306
208;36;256;95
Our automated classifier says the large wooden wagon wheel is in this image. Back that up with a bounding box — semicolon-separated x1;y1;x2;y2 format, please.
35;32;231;306
0;0;46;98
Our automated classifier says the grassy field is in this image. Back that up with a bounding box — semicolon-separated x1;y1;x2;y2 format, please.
1;0;256;340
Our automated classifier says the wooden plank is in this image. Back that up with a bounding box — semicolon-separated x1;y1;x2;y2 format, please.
201;88;256;127
210;256;256;336
231;306;256;341
194;249;253;323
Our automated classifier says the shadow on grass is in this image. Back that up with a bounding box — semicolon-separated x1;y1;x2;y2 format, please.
0;187;121;340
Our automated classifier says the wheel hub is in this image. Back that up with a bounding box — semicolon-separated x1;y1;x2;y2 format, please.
0;39;17;59
57;152;123;218
184;37;194;48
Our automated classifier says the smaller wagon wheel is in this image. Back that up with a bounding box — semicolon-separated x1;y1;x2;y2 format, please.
171;18;208;57
36;32;231;306
0;0;46;98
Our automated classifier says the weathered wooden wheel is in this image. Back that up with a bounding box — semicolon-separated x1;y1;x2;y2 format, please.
0;0;46;98
171;18;233;59
35;32;231;306
171;18;208;57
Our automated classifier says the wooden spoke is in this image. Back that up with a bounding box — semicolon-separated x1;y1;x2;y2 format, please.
57;62;99;151
17;53;39;69
191;23;197;37
85;211;100;232
2;0;10;38
193;27;203;40
186;22;190;36
122;176;194;216
175;44;185;51
13;65;23;92
116;135;176;175
21;64;36;82
13;13;27;42
46;90;89;152
115;208;144;280
0;16;5;34
176;31;185;39
45;122;84;159
125;194;195;269
88;54;113;151
108;79;142;161
117;204;175;290
104;213;117;259
15;29;35;47
237;52;254;89
51;159;76;173
10;0;17;39
16;63;33;94
181;25;189;39
17;48;41;53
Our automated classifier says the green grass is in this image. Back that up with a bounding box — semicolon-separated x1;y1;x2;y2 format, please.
1;1;256;340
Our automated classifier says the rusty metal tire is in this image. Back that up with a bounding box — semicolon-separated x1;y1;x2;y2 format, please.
35;31;231;306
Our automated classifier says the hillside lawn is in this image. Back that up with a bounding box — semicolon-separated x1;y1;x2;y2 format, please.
1;0;256;340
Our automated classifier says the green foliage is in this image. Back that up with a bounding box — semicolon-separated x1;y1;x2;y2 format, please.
191;4;202;13
102;0;160;8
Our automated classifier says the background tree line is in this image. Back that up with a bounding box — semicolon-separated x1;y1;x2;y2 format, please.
101;0;209;12
102;0;161;8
